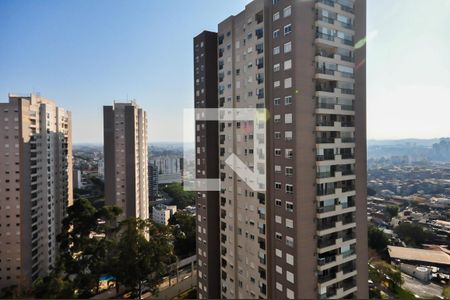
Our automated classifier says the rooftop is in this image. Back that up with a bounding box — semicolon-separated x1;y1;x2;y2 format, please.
388;246;450;266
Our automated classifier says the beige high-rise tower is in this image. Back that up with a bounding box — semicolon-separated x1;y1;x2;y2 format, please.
0;94;73;291
194;0;367;299
103;101;149;220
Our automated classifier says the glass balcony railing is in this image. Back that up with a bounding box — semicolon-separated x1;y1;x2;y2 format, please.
318;221;336;230
317;120;335;126
317;68;335;75
316;32;334;41
341;137;355;143
317;15;335;24
317;102;335;109
340;4;354;13
318;237;336;248
318;0;335;7
317;136;335;144
318;273;337;283
340;104;354;111
318;255;336;265
340;55;354;62
316;154;335;161
317;171;334;178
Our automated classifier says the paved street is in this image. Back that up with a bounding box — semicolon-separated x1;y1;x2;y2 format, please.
402;273;443;299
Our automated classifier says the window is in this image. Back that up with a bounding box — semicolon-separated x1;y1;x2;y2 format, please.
284;41;292;53
275;232;283;240
273;11;280;21
285;148;293;159
275;132;281;139
283;6;292;17
276;282;283;292
275;182;282;190
274;63;281;72
276;248;283;257
284;24;292;35
273;46;280;55
286;253;294;265
286;288;294;299
285;131;292;140
285;113;292;124
274;115;281;123
275;148;281;156
275;215;282;224
275;165;281;172
285;95;292;105
275;199;282;206
274;80;280;88
276;265;283;274
274;98;281;105
285;166;293;176
286;218;293;228
273;30;280;38
286;271;294;283
286;236;294;247
286;184;294;194
286;201;294;212
284;77;292;88
284;59;292;70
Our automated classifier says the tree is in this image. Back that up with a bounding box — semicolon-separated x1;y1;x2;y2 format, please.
368;225;389;257
57;198;122;297
385;205;399;219
169;212;196;258
0;285;19;299
394;222;432;247
114;219;175;299
33;265;75;299
161;183;195;209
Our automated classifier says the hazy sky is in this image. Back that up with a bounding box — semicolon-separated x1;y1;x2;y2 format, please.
0;0;449;143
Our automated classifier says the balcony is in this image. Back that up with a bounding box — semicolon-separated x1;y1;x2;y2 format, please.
340;4;354;13
341;88;354;95
318;255;336;266
316;32;334;42
318;236;337;249
317;171;333;179
317;186;335;196
317;15;335;25
316;119;335;127
316;154;335;161
318;272;337;284
341;137;355;143
317;0;334;7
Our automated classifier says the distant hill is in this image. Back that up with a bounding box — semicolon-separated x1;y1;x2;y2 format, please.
368;138;442;147
368;138;450;162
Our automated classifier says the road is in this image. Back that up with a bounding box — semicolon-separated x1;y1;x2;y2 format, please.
402;273;443;299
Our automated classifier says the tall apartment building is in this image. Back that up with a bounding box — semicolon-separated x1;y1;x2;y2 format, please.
194;31;221;299
103;101;149;220
148;163;159;201
0;94;73;290
194;0;367;299
150;156;183;184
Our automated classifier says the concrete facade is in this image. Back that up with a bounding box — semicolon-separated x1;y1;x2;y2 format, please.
103;101;149;220
195;0;367;299
0;94;72;290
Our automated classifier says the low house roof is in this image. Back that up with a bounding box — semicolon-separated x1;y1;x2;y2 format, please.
388;246;450;266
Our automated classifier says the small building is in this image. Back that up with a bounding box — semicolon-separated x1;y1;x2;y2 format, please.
152;204;177;225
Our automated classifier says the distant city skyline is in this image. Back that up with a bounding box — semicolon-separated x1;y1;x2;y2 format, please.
1;0;449;143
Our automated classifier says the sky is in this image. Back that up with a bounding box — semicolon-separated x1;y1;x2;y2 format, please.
0;0;449;143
